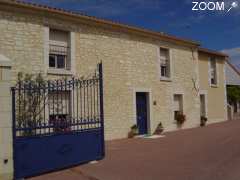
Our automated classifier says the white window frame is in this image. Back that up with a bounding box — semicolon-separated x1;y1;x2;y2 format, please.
158;47;172;81
171;92;184;122
199;90;208;118
49;29;70;70
173;94;184;120
44;26;76;75
209;57;218;87
49;53;67;70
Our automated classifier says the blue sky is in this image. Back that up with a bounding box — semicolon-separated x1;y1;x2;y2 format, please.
23;0;240;67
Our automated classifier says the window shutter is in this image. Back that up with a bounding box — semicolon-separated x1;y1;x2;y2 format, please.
49;29;69;46
160;47;171;78
160;48;168;64
216;61;219;85
208;58;211;85
174;96;180;111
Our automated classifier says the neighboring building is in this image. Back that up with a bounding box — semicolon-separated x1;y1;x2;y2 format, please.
198;48;228;123
226;61;240;85
0;1;228;141
225;61;240;120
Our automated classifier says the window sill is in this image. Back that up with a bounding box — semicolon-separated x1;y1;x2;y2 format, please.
160;77;172;82
47;69;73;76
210;84;218;88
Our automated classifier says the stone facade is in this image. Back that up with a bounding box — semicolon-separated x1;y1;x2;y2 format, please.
0;7;227;141
198;52;227;123
0;11;45;81
0;3;228;178
0;3;229;139
73;24;202;139
0;56;13;180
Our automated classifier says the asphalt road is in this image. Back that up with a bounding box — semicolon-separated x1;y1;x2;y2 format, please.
30;120;240;180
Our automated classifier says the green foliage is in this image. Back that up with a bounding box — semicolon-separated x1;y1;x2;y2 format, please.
16;72;47;136
131;124;138;130
227;86;240;103
130;124;139;136
175;112;186;125
154;122;164;135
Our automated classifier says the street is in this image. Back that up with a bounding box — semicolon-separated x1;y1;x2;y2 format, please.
30;120;240;180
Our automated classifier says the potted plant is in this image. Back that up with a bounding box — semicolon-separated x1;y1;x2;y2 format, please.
128;124;139;138
175;112;186;126
200;116;208;127
154;122;164;135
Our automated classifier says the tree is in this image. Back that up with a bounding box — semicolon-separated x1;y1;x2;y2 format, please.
16;72;47;136
227;85;240;104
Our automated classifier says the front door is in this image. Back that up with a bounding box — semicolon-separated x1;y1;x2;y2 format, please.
136;92;148;135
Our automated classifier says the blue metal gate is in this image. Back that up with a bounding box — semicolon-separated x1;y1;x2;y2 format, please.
12;63;105;179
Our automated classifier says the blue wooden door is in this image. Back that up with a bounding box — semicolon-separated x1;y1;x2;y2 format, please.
136;93;148;135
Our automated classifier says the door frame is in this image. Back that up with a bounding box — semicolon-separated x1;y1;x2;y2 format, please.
199;90;208;118
133;88;152;134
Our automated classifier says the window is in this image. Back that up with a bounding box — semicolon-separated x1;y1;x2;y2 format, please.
48;91;71;132
49;49;68;69
173;94;183;120
210;57;217;85
160;48;170;78
48;91;71;117
49;29;70;70
200;94;206;117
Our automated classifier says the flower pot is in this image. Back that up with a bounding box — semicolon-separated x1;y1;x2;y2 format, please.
176;113;186;126
200;116;208;127
128;124;139;138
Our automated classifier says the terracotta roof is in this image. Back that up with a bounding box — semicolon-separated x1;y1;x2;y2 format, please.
0;0;200;47
199;47;229;58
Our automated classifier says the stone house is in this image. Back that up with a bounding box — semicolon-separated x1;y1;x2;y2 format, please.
198;48;227;124
0;1;228;139
0;1;229;178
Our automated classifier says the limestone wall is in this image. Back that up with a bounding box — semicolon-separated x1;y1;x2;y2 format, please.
0;57;13;180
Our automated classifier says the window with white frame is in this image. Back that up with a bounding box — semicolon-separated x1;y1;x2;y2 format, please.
48;91;72;132
200;94;206;117
210;57;217;85
173;94;183;120
160;47;170;78
49;29;70;70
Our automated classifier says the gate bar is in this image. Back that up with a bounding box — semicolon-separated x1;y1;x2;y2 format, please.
99;62;105;157
11;87;17;179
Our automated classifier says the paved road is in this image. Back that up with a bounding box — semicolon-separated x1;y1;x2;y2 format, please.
30;120;240;180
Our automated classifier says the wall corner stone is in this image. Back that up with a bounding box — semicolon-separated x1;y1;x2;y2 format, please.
0;54;14;180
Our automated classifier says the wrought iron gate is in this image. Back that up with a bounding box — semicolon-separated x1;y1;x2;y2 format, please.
12;63;104;179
